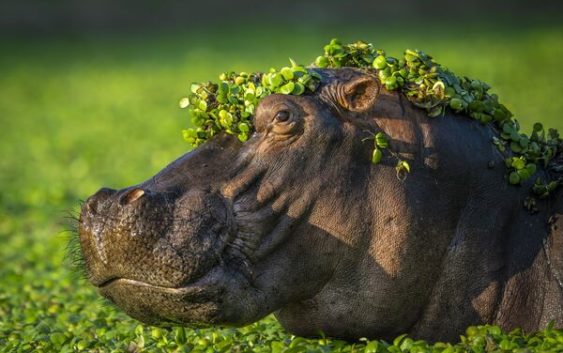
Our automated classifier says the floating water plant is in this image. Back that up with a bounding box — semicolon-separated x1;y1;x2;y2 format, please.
180;39;562;197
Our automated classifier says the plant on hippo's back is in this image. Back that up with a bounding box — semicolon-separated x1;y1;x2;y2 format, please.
180;38;562;198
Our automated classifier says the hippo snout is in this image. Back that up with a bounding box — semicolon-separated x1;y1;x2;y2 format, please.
78;186;233;291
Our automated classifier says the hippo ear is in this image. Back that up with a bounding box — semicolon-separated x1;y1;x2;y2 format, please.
341;75;380;112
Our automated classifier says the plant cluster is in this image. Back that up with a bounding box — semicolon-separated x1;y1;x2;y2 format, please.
364;131;411;178
180;60;320;146
180;39;562;197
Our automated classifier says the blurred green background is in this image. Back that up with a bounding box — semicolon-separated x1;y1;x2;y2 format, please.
1;0;562;351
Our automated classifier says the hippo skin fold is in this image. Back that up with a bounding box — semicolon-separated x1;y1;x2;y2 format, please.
78;68;563;342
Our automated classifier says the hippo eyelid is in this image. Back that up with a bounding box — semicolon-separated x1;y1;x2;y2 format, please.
270;103;295;119
274;109;291;123
267;105;305;139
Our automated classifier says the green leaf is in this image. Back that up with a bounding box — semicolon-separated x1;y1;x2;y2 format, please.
511;157;526;170
509;171;521;185
280;67;294;80
238;132;248;142
235;76;246;85
198;100;207;111
428;105;444;118
50;332;66;347
526;163;537;175
375;132;389;149
449;98;463;111
179;97;190;109
238;122;250;133
510;141;522;153
291;82;305;95
175;327;187;345
393;333;408;347
396;160;411;173
315;56;329;68
268;73;284;88
279;82;295;95
190;83;201;93
517;168;531;181
372;148;383;164
373;55;387;70
384;76;398;90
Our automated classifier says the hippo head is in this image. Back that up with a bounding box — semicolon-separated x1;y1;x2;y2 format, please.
77;68;504;339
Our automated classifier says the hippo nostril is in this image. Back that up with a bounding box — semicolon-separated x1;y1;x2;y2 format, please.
119;188;146;206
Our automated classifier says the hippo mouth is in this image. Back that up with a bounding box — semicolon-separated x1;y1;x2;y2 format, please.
95;265;232;326
95;264;217;292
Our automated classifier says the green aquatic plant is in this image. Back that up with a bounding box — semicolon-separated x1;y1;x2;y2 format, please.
180;39;562;196
180;59;320;146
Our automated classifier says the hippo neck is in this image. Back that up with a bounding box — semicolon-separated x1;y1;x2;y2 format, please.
370;106;563;340
409;179;563;341
493;191;563;331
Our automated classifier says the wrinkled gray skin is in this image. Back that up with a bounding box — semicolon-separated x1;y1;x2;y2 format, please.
78;68;563;342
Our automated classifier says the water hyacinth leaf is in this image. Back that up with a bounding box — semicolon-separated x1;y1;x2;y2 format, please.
179;97;190;109
384;76;398;90
503;123;514;134
428;105;444;118
372;148;383;164
375;132;389;149
268;73;284;88
190;83;201;94
238;122;250;133
280;67;294;80
432;81;445;95
292;82;305;95
279;82;295;95
449;98;463;111
235;76;246;85
509;172;521;185
198;100;207;111
237;132;248;142
510;141;522;153
526;163;537;175
511;157;527;170
373;55;387;70
517;168;531;181
396;160;411;173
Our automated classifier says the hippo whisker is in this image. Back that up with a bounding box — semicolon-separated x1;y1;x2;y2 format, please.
65;228;88;281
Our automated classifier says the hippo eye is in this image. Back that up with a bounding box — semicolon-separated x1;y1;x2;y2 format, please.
274;110;291;123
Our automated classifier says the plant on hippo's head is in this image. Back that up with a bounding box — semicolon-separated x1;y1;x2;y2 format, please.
180;38;562;196
180;59;320;146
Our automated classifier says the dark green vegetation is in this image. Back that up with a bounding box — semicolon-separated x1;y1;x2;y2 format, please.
1;24;563;352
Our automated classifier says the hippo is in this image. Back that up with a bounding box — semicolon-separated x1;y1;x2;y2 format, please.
77;68;563;342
